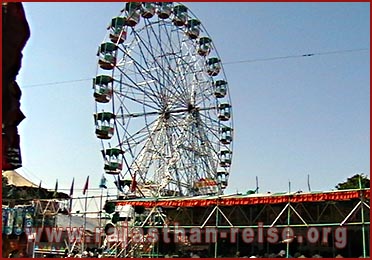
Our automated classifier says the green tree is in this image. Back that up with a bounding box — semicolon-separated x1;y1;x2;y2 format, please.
335;173;370;190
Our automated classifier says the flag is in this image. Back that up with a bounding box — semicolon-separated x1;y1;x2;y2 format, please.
99;175;107;189
82;176;89;195
37;180;42;198
69;178;75;213
53;179;58;197
69;178;75;197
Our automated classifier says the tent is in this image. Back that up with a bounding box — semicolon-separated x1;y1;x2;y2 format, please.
2;171;70;204
2;170;38;187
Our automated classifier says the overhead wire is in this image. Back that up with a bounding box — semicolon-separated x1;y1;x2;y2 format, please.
23;78;92;88
22;48;369;89
222;48;369;65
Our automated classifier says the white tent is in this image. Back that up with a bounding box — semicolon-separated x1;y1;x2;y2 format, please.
2;170;38;187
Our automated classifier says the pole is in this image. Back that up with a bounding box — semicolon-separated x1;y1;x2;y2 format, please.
32;236;36;258
214;205;219;258
286;181;291;258
99;188;103;228
82;190;88;254
286;204;290;258
68;177;74;253
359;176;366;258
69;198;73;253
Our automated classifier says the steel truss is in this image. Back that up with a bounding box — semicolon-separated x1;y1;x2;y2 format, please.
110;188;369;258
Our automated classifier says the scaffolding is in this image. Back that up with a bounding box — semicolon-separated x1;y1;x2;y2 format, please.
107;188;370;258
20;188;369;258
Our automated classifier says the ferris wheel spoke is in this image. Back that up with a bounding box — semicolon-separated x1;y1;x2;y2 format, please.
134;27;190;107
196;113;222;141
113;88;160;112
115;55;165;107
142;20;197;105
134;25;173;96
119;116;160;148
156;21;193;102
161;23;189;101
114;65;163;108
128;36;166;103
120;39;178;106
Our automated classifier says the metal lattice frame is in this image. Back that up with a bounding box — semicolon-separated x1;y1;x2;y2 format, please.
110;189;370;258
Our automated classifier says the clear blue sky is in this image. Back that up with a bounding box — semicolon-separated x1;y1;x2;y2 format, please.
16;2;370;197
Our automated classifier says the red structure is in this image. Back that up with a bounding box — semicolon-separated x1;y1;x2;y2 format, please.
2;2;30;170
101;188;370;257
116;189;369;208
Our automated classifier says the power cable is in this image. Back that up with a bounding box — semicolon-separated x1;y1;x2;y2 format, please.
23;78;92;88
223;48;369;65
22;48;369;88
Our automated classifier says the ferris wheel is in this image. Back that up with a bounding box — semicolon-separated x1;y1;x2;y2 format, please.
93;2;233;198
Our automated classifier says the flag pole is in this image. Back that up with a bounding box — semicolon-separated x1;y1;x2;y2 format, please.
68;178;74;253
82;176;89;254
99;187;103;229
69;208;72;252
83;188;88;254
98;174;107;230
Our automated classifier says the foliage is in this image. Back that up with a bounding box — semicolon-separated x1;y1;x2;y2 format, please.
335;173;370;190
